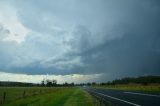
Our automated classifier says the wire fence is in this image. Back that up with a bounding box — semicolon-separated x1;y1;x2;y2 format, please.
89;91;114;106
0;88;53;105
1;88;114;106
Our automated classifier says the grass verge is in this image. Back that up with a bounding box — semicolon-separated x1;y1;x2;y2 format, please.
64;88;94;106
0;87;94;106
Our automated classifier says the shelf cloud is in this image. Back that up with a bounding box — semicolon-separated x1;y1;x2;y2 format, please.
0;0;160;82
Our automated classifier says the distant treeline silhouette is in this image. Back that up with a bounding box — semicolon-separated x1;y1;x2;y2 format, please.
0;81;37;87
98;76;160;86
0;76;160;87
41;79;75;87
0;79;75;87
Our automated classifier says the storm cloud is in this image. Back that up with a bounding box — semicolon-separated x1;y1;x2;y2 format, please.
0;0;160;81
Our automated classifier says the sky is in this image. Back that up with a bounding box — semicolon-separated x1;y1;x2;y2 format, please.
0;0;160;83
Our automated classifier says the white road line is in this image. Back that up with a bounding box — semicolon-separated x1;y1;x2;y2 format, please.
124;92;160;98
89;90;141;106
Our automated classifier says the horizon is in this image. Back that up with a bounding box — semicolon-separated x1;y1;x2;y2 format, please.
0;0;160;83
1;74;159;85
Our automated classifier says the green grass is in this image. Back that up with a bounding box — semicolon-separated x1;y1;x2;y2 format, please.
0;87;94;106
64;88;93;106
94;84;160;94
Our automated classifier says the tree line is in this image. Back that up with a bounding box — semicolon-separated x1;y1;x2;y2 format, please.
0;81;37;87
98;75;160;86
0;75;159;87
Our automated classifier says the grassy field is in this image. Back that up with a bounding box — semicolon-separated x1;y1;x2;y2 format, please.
0;87;94;106
94;84;160;94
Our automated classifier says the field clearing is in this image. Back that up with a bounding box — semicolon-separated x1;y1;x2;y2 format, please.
0;87;94;106
94;84;160;94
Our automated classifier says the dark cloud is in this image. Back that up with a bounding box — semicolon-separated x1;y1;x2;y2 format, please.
64;0;160;80
0;0;160;81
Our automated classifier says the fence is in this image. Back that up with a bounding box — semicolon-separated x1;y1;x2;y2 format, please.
89;91;114;106
0;89;52;105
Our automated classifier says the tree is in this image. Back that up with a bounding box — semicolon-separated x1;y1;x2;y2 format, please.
52;79;57;86
41;79;45;86
46;79;52;87
41;79;57;87
92;82;96;85
71;82;74;86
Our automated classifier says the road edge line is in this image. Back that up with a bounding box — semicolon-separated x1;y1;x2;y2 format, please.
89;90;141;106
124;92;160;98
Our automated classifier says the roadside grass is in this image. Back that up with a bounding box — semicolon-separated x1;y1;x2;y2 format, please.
94;84;160;94
0;87;54;103
64;88;94;106
0;87;94;106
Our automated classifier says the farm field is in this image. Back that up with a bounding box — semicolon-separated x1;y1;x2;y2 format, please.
0;87;94;106
94;84;160;94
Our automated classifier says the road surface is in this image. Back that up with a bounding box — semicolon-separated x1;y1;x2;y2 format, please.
84;87;160;106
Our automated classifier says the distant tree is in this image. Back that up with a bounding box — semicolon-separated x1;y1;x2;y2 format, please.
46;79;51;86
52;79;57;86
92;82;96;85
41;79;45;86
104;76;160;85
71;82;74;86
41;79;57;87
64;82;68;86
100;82;105;86
87;82;91;86
79;83;85;86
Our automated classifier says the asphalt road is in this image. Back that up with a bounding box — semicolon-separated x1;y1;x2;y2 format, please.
84;87;160;106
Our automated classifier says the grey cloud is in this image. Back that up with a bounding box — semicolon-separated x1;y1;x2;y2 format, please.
0;24;10;40
65;0;160;79
68;26;92;53
0;0;160;81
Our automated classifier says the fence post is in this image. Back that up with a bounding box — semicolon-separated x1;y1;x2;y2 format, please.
23;91;26;98
3;92;6;101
